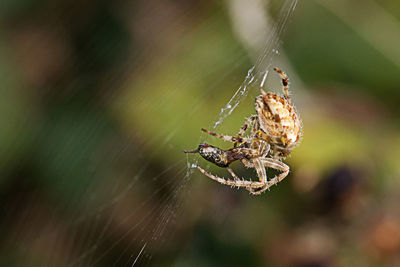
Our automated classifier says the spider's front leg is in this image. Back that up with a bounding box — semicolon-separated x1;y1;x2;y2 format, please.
200;115;257;147
201;128;241;143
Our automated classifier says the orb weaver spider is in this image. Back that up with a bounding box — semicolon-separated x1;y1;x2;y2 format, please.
184;68;302;195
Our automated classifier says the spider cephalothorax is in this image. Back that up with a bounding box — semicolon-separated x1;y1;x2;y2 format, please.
184;67;302;195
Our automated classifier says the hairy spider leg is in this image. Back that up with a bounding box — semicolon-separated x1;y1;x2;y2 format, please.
258;140;270;156
227;159;267;189
201;128;253;145
245;138;268;156
234;115;258;148
196;156;286;195
246;158;289;195
201;116;258;148
273;67;290;103
201;128;238;143
196;165;265;189
193;142;287;195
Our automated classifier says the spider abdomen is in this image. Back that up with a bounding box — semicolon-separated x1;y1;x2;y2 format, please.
255;94;301;152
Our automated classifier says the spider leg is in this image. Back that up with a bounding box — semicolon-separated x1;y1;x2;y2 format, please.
273;67;290;103
196;166;264;189
201;128;239;143
201;116;257;147
234;115;257;147
228;168;240;182
228;158;268;192
246;158;289;195
259;141;270;157
243;139;270;158
227;168;265;189
252;157;267;183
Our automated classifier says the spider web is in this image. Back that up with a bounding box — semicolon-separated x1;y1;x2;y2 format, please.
0;0;298;266
125;1;298;265
69;1;298;266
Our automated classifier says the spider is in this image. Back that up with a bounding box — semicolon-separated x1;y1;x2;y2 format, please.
184;67;302;195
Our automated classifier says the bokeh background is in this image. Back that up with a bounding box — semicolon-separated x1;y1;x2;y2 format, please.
1;0;400;266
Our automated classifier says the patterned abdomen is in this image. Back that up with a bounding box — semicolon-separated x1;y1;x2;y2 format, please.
256;94;301;150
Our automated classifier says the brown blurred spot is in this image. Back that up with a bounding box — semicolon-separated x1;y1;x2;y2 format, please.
365;216;400;260
7;23;71;87
264;224;338;267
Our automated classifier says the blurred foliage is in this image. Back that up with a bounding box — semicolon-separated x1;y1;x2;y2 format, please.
0;0;400;266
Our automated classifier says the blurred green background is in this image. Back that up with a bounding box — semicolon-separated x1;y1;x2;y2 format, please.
1;0;400;266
